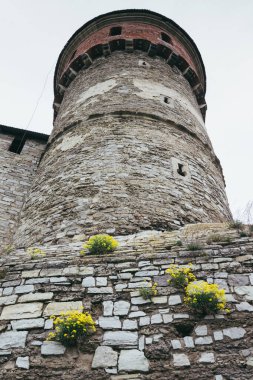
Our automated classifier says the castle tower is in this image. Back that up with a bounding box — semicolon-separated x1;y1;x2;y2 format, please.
15;9;232;247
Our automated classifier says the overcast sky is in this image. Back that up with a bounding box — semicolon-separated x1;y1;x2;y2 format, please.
0;0;252;221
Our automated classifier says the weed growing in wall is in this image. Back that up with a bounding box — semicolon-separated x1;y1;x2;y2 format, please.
47;309;96;347
139;281;158;300
26;247;46;259
166;264;196;289
81;234;119;255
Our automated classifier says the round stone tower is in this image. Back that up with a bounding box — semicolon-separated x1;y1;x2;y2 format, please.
16;9;232;247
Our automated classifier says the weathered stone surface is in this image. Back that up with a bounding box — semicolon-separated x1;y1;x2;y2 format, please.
87;287;113;294
103;331;138;346
98;316;121;329
236;302;253;312
0;302;43;320
82;276;95;287
168;295;181;305
113;301;130;316
234;286;253;301
22;270;40;278
43;301;83;316
0;331;28;349
184;336;194;348
214;330;223;341
195;325;208;336
41;341;66;355
151;314;163;324
152;296;167;304
195;336;213;345
173;353;190;367
228;274;249;286
223;327;246;339
18;292;53;303
96;277;108;286
123;319;138;330
92;346;118;368
131;297;150;305
15;285;34;294
0;295;18;306
171;339;182;349
118;349;149;372
16;356;30;369
199;352;215;363
103;300;114;316
11;318;45;330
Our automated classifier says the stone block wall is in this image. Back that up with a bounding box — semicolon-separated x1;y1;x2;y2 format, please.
1;224;253;379
0;130;47;249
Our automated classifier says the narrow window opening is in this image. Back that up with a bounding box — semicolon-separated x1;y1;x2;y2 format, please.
109;26;122;36
161;32;172;44
164;96;169;104
69;50;77;62
177;163;186;177
9;135;26;154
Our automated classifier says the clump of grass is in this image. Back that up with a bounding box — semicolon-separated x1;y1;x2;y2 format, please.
207;234;231;244
186;243;203;251
0;269;7;279
229;220;244;230
139;281;158;300
175;240;183;247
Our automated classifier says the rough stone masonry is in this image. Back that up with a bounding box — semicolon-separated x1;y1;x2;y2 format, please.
1;8;248;380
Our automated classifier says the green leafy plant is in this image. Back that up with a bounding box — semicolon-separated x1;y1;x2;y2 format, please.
184;280;229;316
206;234;231;244
166;264;196;289
175;240;182;247
81;234;119;255
47;309;96;347
139;281;158;300
26;247;46;259
2;245;14;255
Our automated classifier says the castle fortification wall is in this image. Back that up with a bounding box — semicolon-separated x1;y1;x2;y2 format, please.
0;130;47;249
0;224;253;379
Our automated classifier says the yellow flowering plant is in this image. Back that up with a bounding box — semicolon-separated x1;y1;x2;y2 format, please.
166;264;196;288
47;309;96;347
81;234;119;255
26;247;46;259
139;281;158;300
184;281;227;316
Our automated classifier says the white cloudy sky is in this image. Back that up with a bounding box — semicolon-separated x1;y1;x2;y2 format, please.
0;0;252;221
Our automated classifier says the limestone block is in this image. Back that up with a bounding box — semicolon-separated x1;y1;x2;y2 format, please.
195;325;208;336
49;277;70;284
87;287;113;294
128;282;150;289
151;314;162;324
199;352;215;363
62;266;79;275
79;266;94;276
40;268;63;277
43;301;83;316
98;316;121;329
103;301;114;316
18;292;53;303
128;311;146;318
168;295;181;305
0;331;28;349
0;295;18;306
122;319;137;330
16;356;30;369
118;349;149;372
234;286;253;301
3;287;13;296
22;270;40;278
173;353;190;367
214;330;223;341
92;346;118;368
82;277;95;287
41;341;66;355
195;336;213;345
228;274;249;286
15;285;34;294
26;277;50;284
96;277;107;286
152;296;167;304
135;270;159;277
11;318;44;330
139;316;150;326
163;314;173;324
0;303;43;320
171;340;182;349
223;327;246;339
113;301;130;316
118;273;133;280
184;336;194;348
44;319;54;330
131;297;150;305
115;284;127;292
103;331;138;346
236;302;253;312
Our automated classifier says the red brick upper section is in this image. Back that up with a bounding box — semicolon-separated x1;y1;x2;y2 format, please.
62;22;196;75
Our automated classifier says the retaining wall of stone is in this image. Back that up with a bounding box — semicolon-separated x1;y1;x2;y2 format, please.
1;224;253;379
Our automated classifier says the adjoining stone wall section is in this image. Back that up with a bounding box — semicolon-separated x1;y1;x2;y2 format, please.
1;224;253;379
0;131;47;249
